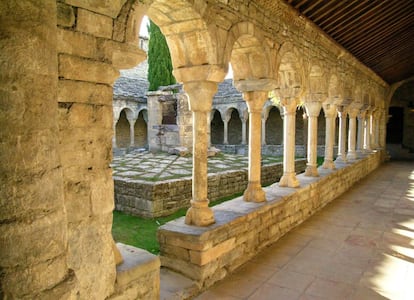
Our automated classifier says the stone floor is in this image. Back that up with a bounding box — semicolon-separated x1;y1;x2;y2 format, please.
162;161;414;300
111;150;283;182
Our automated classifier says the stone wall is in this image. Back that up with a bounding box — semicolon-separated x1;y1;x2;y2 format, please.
115;159;307;218
157;151;383;290
109;244;160;300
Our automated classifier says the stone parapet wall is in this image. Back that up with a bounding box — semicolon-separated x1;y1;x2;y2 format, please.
109;244;160;300
115;159;306;217
157;151;383;290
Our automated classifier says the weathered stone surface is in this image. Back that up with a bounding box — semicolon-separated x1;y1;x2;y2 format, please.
57;28;97;59
65;0;127;18
58;80;113;105
77;8;113;38
110;243;160;300
57;2;75;27
58;54;119;84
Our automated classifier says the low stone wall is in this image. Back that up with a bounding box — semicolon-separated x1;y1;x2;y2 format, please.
114;159;307;218
157;151;383;290
109;243;160;300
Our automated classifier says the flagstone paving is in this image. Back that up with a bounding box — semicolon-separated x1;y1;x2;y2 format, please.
188;161;414;300
111;151;282;182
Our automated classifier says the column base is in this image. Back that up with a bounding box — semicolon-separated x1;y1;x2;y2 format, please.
279;172;300;188
305;164;319;177
347;151;357;161
243;182;266;203
335;155;347;164
185;203;215;226
322;159;336;170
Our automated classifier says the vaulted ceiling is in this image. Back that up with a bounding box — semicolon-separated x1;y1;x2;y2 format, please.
283;0;414;85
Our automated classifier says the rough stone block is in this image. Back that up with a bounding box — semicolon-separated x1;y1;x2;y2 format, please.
57;28;97;59
77;8;113;38
189;238;235;266
58;54;119;84
65;0;127;18
58;80;113;105
57;2;75;27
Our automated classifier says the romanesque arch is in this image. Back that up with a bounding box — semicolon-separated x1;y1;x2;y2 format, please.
211;109;224;144
115;108;134;148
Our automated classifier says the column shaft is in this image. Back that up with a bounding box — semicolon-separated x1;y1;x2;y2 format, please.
336;108;347;163
356;114;365;154
223;120;229;144
347;109;358;160
243;91;267;202
364;113;372;151
241;119;247;145
322;103;336;169
261;117;266;145
279;100;300;187
183;81;217;226
304;102;322;177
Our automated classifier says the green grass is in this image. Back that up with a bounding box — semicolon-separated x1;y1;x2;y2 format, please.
112;208;187;254
112;192;244;254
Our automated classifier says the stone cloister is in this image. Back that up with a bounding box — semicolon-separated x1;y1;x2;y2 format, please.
1;0;393;299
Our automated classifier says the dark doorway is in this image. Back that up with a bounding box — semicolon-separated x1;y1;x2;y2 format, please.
386;107;403;144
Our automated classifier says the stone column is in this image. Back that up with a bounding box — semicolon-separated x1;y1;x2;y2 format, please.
113;117;119;148
261;115;267;145
322;103;337;169
279;99;300;187
223;114;229;144
336;106;348;163
183;81;218;226
364;111;372;151
0;1;74;298
372;110;380;149
127;117;137;147
242;91;268;202
304;101;322;176
347;108;359;161
356;111;366;155
241;113;248;145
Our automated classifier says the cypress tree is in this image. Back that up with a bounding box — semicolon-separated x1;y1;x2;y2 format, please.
147;20;176;91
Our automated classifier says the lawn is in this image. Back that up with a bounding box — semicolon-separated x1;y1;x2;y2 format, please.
112;157;324;254
112;192;243;254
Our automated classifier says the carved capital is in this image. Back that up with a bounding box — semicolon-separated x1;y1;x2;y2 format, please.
322;103;337;118
183;81;217;112
304;101;322;118
243;91;268;113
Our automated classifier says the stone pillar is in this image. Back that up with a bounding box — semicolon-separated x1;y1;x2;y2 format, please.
113;117;119;148
336;106;348;163
322;103;337;169
372;110;380;149
304;101;322;177
183;81;218;226
261;115;267;145
0;1;75;298
223;114;229;145
279;99;300;187
242;91;268;202
347;108;359;161
127;117;137;147
241;114;248;145
356;111;366;155
364;111;372;151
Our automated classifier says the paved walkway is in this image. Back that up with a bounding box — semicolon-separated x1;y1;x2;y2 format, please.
192;161;414;300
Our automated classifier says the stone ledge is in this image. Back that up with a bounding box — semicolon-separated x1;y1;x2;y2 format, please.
157;151;383;291
110;243;160;300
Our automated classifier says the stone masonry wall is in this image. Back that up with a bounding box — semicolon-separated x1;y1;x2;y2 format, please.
157;151;383;290
115;159;306;218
